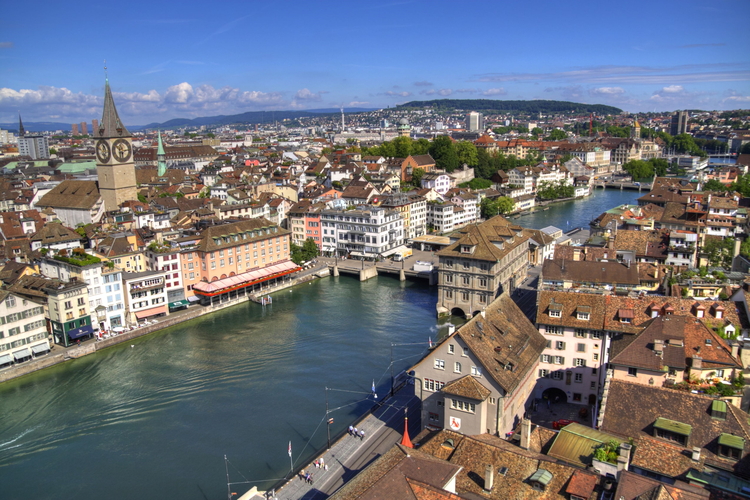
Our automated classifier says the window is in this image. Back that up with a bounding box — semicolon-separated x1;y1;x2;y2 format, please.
577;312;590;321
573;358;586;367
454;362;462;373
471;366;482;376
541;354;550;363
445;274;453;284
554;356;564;364
591;331;601;339
549;310;561;318
547;326;563;335
590;381;597;390
451;399;475;413
461;292;469;301
576;343;586;353
64;301;72;309
479;278;487;287
573;393;582;402
434;359;445;370
448;344;454;354
551;371;563;380
462;347;468;357
6;296;16;308
539;369;549;377
575;329;586;338
575;373;583;383
591;367;597;375
556;341;566;350
628;367;638;377
593;353;599;361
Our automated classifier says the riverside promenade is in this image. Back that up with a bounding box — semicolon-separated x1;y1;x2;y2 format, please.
263;388;421;500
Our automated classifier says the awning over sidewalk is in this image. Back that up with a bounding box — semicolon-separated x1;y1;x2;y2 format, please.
193;261;300;296
187;296;201;302
168;299;190;309
31;343;50;355
13;348;31;360
68;325;94;339
135;305;167;319
0;353;12;364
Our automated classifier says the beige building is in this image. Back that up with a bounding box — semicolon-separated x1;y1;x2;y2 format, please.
95;79;138;211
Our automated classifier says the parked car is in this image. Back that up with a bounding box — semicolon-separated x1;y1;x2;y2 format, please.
552;419;578;430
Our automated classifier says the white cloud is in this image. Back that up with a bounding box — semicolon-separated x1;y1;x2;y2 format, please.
348;101;370;107
661;85;684;93
589;87;625;96
482;88;506;96
419;88;453;96
383;91;412;97
724;95;750;103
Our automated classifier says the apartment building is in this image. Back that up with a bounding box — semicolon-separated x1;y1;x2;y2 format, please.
0;291;49;367
379;193;427;241
320;206;404;258
123;270;170;324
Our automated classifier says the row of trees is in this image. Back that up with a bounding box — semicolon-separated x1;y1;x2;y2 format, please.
290;238;319;265
622;158;669;181
480;197;515;218
537;180;574;200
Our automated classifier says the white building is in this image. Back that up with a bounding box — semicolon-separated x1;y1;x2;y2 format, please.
123;270;170;325
466;112;484;132
145;247;186;308
421;173;453;195
40;257;126;331
18;135;50;159
0;291;49;368
320;206;404;258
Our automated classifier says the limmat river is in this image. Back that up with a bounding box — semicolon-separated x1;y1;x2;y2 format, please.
511;188;639;231
0;276;440;500
0;188;637;500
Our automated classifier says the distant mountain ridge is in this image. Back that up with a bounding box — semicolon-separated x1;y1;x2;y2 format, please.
397;99;623;115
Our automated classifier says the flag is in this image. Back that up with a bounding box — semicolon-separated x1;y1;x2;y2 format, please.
372;380;377;399
288;441;292;458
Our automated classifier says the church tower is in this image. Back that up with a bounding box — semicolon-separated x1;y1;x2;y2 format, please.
95;79;137;211
631;119;641;140
156;130;167;177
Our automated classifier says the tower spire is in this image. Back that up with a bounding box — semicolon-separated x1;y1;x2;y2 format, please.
97;76;130;138
157;130;167;177
18;113;25;137
399;408;413;448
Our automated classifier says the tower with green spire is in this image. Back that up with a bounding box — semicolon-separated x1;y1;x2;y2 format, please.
157;130;167;177
95;78;138;211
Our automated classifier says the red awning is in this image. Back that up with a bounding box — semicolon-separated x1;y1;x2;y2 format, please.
192;261;300;297
135;305;167;319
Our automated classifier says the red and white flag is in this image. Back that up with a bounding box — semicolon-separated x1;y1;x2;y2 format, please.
288;441;292;458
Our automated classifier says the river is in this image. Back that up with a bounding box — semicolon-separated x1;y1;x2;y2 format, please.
511;188;639;231
0;189;636;499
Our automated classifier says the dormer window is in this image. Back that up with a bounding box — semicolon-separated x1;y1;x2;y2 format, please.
549;302;563;318
718;433;744;460
461;245;474;254
529;469;553;491
577;306;591;321
619;309;634;323
653;417;691;446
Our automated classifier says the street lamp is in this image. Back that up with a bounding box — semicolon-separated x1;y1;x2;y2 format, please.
325;385;378;450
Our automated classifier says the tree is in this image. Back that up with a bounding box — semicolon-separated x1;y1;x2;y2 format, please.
291;238;320;264
454;141;479;167
392;136;413;158
702;237;735;268
411;167;425;188
206;132;215;138
530;127;543;137
49;147;58;155
429;136;459;172
480;198;500;219
702;179;728;192
496;196;514;215
412;138;431;155
547;129;566;141
460;178;492;190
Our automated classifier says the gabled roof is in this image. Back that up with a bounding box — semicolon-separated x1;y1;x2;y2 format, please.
31;222;80;244
441;375;492;401
36;180;101;210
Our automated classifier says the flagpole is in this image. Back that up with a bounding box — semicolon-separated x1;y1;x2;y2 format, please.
288;441;293;476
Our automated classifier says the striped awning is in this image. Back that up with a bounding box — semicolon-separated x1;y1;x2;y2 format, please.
193;261;300;296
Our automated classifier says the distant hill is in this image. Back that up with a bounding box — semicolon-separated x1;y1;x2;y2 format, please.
0;121;74;133
396;99;622;115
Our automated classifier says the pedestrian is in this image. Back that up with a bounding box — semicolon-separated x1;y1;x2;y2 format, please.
359;429;365;440
353;427;358;437
299;470;305;481
319;458;324;468
348;425;353;435
324;464;329;472
309;474;314;486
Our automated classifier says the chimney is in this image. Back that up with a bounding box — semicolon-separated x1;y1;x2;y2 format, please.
692;355;703;370
520;418;532;450
730;340;740;359
608;235;615;250
654;266;659;279
654;339;663;356
484;464;494;492
691;447;701;461
734;238;742;258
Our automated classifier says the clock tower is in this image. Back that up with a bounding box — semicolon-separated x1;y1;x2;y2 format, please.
95;79;138;211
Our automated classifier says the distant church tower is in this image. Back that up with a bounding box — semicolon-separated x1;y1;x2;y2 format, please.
95;78;138;211
631;119;641;140
157;130;167;177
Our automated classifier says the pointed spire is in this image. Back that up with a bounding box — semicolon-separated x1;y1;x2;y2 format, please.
157;130;167;176
399;408;413;448
18;113;25;137
97;78;130;138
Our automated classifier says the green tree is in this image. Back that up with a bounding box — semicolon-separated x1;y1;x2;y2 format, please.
392;136;413;158
454;141;479;167
702;179;728;192
412;138;431;155
547;129;566;141
531;127;543;138
206;132;215;138
703;237;735;268
429;135;460;172
460;178;492;189
496;196;514;215
411;167;426;188
480;198;500;218
49;147;58;155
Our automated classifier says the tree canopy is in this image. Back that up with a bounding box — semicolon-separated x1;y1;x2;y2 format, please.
622;158;669;181
429;136;460;172
290;238;319;265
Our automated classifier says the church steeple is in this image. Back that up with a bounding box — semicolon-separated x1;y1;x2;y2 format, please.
157;130;167;177
18;113;25;137
96;79;130;138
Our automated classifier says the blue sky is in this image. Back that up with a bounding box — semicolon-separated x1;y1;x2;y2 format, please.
1;0;749;125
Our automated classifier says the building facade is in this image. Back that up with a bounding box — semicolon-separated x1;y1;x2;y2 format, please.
320;206;404;258
0;291;49;368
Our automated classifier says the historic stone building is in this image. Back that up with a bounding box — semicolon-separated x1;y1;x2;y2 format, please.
95;79;138;211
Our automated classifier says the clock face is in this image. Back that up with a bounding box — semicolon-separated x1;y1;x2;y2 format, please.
112;139;132;163
96;140;111;163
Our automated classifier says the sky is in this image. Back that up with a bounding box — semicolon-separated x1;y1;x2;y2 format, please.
1;0;749;125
